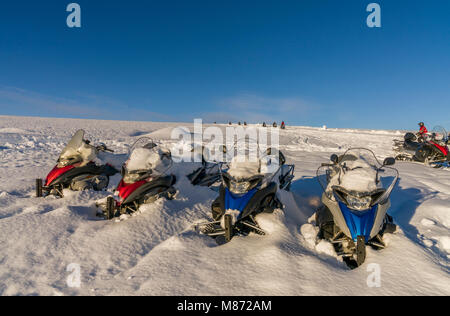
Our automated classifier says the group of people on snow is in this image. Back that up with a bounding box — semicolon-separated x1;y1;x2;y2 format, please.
225;121;286;129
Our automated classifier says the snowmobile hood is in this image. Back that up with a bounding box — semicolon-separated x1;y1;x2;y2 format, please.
338;201;378;242
45;165;76;186
224;188;258;216
430;141;449;156
116;179;149;204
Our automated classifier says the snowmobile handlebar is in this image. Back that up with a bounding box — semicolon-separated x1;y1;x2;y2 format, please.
95;144;114;153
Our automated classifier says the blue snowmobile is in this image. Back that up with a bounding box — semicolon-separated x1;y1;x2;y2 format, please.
315;148;399;268
196;143;294;245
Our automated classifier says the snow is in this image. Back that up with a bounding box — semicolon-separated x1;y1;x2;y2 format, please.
227;158;261;179
327;158;380;193
126;147;171;176
0;115;449;296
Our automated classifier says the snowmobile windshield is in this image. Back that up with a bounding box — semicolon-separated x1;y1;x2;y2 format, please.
128;137;157;156
58;130;86;166
202;145;228;164
431;126;448;143
317;148;399;208
221;137;281;178
123;137;172;183
222;157;264;195
220;138;281;194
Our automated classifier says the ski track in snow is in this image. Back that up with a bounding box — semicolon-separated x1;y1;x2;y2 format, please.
0;115;448;296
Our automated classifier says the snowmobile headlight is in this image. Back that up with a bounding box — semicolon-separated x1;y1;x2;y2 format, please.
123;169;151;184
123;173;141;184
345;195;372;211
228;180;251;195
58;156;81;167
59;159;70;167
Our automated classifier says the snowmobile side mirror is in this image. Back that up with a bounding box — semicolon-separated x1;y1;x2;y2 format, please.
383;157;396;166
330;154;339;164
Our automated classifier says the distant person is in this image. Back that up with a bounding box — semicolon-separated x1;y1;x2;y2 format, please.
273;122;277;128
281;121;286;129
262;122;267;127
418;122;428;142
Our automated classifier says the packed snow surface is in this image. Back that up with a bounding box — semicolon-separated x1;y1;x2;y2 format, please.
0;115;449;296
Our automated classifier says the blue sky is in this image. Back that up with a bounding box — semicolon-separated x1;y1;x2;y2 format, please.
0;0;449;129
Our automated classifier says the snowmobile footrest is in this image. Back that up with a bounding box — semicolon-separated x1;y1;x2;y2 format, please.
224;214;233;242
195;221;223;236
106;197;116;220
356;236;366;267
242;220;266;236
36;179;43;198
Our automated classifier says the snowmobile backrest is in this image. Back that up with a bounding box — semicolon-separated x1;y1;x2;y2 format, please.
143;142;157;150
330;154;338;164
266;148;286;166
338;154;358;164
383;157;396;166
404;132;416;142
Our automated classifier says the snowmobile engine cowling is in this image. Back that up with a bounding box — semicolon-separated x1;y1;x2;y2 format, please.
45;165;76;186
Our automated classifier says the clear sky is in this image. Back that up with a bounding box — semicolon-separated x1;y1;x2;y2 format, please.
0;0;449;130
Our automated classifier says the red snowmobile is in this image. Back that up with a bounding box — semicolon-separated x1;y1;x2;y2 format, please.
36;129;118;198
97;138;176;220
394;126;449;168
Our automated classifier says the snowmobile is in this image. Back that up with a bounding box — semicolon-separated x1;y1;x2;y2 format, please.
36;129;118;198
315;148;398;268
394;126;449;168
195;142;295;245
187;145;226;188
97;137;176;220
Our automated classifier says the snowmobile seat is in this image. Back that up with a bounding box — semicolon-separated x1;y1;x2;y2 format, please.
404;132;416;142
404;139;420;151
337;154;358;164
279;151;286;165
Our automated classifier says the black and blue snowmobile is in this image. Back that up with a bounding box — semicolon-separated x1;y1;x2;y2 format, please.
196;142;294;245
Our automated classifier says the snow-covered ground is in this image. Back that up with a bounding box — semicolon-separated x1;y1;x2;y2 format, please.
0;115;448;296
